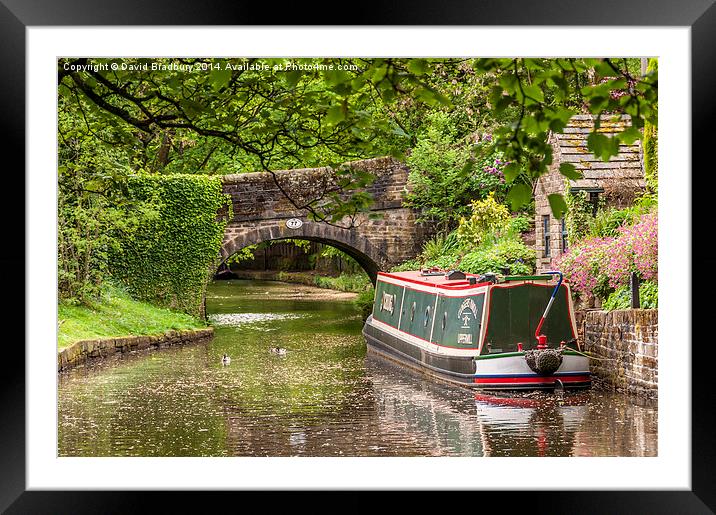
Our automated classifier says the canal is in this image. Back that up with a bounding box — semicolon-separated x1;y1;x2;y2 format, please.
58;279;658;457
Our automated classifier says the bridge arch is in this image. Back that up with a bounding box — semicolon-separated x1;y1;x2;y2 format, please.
219;220;391;284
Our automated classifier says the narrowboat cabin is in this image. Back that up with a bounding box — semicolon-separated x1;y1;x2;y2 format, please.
362;269;591;390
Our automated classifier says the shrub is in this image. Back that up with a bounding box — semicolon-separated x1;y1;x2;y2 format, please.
603;281;658;310
456;193;511;247
314;273;371;293
354;287;376;321
553;237;612;299
604;213;658;288
420;230;461;262
404;112;510;230
589;208;638;238
588;199;656;239
459;239;535;276
507;214;531;235
390;258;423;272
554;213;657;300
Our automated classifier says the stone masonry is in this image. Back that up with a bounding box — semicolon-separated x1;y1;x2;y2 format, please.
220;157;431;282
583;309;658;398
58;328;215;372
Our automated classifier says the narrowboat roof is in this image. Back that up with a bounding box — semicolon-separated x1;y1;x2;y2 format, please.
377;271;556;291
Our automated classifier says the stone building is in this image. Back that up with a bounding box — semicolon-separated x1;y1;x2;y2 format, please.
534;114;647;271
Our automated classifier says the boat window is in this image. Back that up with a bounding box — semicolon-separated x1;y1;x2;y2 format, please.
441;312;447;330
424;306;431;327
410;302;416;321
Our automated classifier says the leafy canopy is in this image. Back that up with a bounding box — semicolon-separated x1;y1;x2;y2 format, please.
59;57;657;221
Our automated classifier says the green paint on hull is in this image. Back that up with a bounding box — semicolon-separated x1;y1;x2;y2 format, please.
431;294;484;348
372;281;404;329
398;287;438;342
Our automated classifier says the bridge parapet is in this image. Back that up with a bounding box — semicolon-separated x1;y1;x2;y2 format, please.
221;156;410;221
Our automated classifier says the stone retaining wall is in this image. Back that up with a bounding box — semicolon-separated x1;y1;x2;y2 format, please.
57;328;214;372
583;309;658;397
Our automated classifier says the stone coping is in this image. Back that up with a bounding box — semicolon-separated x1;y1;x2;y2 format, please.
57;327;214;372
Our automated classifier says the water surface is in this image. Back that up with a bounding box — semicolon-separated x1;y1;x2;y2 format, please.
58;279;658;457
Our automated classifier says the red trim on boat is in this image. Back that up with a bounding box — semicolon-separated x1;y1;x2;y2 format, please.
474;393;590;407
378;278;487;299
377;271;493;291
473;375;591;384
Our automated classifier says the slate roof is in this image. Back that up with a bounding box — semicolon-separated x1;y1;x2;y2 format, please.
554;114;646;191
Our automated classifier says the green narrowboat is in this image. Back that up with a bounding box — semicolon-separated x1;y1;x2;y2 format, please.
362;269;591;390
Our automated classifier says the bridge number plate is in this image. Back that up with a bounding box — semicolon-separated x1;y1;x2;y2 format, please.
286;218;303;229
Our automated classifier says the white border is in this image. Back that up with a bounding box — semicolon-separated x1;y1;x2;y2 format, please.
28;27;690;490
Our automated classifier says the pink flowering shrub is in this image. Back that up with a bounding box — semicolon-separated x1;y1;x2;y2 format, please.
553;237;613;298
605;213;658;287
553;213;657;299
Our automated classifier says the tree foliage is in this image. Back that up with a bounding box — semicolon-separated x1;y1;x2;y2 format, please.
58;93;153;302
404;112;510;230
59;57;656;221
58;57;456;225
58;57;657;306
471;57;657;212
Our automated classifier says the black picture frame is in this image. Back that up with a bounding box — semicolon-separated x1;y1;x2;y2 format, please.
2;1;713;512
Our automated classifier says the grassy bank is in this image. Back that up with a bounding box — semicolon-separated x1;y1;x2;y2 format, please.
312;273;371;293
58;285;207;350
229;270;372;294
313;273;375;320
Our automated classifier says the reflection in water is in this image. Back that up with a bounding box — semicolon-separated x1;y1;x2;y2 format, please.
474;392;590;457
58;280;657;457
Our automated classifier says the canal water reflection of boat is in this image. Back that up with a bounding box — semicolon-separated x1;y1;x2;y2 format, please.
366;352;657;457
473;392;590;457
366;354;590;457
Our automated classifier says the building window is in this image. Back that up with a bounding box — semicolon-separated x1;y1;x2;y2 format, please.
589;192;600;217
543;215;551;257
561;218;568;252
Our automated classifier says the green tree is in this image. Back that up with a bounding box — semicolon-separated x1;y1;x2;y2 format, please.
58;57;455;225
471;58;657;216
59;57;657;225
58;93;153;303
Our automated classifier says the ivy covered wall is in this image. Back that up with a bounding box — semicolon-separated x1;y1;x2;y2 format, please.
111;174;231;317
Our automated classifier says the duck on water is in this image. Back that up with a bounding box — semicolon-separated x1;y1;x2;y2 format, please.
362;268;591;391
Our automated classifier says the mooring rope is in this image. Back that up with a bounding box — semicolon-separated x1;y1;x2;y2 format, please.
566;346;618;362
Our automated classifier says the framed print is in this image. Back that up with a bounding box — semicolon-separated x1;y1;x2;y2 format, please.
3;0;715;512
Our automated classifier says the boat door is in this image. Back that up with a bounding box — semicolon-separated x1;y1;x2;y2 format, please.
432;293;484;350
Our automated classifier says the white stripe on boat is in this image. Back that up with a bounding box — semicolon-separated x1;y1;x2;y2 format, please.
368;317;481;357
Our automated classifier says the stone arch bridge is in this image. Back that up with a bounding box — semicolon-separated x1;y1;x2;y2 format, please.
219;157;430;282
